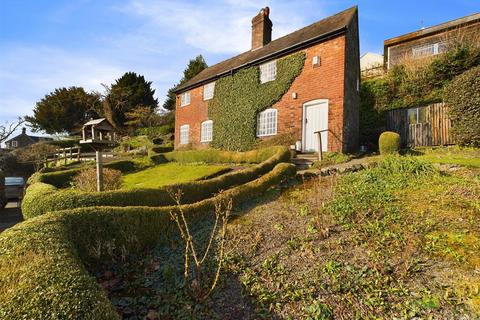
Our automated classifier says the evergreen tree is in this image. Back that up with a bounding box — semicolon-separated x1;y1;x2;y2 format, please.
26;87;101;134
104;72;158;128
163;55;208;111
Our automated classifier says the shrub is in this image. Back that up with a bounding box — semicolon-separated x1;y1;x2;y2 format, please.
255;131;297;149
73;168;122;192
22;147;291;218
136;124;174;139
444;66;480;147
151;146;174;154
379;131;401;155
0;163;295;319
153;146;290;165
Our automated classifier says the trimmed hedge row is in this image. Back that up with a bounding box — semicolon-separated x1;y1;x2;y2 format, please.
22;146;291;219
152;146;290;164
0;162;295;319
0;171;6;208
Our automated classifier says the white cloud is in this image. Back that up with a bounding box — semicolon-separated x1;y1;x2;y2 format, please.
119;0;317;55
0;45;125;122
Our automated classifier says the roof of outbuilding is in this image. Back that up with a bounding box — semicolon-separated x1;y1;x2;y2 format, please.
174;6;357;93
384;12;480;47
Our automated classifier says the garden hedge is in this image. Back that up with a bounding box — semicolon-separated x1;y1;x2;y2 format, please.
22;146;291;219
0;162;295;319
444;65;480;147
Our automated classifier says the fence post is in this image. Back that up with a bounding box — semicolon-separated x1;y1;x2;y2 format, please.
96;150;103;192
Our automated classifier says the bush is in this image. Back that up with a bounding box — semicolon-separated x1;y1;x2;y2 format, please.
22;147;291;219
0;163;295;319
444;66;480;147
255;131;297;149
153;146;290;164
73;168;122;192
151;146;174;154
136;124;174;139
379;131;401;155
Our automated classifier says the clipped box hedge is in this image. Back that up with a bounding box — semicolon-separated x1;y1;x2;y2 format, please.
22;146;291;219
151;146;290;164
0;162;295;319
0;171;6;209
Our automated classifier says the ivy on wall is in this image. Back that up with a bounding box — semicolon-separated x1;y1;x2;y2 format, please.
208;52;306;151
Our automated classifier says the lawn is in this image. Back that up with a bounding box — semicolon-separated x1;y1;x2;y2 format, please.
413;146;480;167
121;163;230;189
95;155;480;319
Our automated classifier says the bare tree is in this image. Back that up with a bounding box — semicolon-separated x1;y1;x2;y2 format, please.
0;117;24;144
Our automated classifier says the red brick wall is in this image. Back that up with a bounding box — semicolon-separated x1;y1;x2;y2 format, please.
175;85;211;149
175;34;350;152
271;35;346;152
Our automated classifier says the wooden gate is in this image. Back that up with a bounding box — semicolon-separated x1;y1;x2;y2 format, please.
386;102;453;147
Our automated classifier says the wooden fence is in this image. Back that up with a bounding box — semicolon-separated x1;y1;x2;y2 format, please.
361;65;384;80
386;102;453;147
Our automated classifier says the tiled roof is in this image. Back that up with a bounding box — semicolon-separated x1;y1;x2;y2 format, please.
174;6;357;93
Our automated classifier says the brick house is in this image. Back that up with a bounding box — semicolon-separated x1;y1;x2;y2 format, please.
384;12;480;69
3;128;52;149
174;6;360;153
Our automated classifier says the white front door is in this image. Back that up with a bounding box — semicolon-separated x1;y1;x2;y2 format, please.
303;100;328;152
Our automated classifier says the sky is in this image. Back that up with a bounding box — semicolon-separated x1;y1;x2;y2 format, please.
0;0;478;136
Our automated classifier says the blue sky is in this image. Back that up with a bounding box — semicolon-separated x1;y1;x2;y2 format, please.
0;0;478;134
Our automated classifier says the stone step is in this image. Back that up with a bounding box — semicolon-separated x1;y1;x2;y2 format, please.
294;153;319;161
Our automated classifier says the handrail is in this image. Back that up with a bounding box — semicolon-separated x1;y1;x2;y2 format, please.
313;129;328;161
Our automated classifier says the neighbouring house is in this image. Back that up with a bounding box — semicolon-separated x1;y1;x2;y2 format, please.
384;12;480;69
173;6;360;153
3;128;52;149
360;52;384;79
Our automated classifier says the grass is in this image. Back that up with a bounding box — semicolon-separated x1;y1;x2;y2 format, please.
94;154;480;319
412;146;480;167
121;163;230;189
311;152;351;168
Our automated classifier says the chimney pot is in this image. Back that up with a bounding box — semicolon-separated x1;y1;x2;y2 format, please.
251;7;272;50
22;127;26;134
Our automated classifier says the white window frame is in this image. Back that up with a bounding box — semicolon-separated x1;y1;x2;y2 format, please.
260;60;277;83
180;92;190;107
179;125;189;144
412;42;446;58
200;120;213;142
257;108;277;137
11;141;18;148
203;82;215;101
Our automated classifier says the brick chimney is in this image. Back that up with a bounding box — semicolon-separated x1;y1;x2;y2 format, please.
22;127;26;135
251;7;272;50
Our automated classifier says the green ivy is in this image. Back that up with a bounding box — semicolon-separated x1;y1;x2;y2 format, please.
209;52;306;151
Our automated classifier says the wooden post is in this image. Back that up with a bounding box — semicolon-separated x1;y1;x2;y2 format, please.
317;132;323;161
63;148;67;165
96;150;103;192
69;148;73;161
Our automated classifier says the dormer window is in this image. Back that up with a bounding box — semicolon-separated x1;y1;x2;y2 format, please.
260;60;277;83
180;92;190;107
203;82;215;100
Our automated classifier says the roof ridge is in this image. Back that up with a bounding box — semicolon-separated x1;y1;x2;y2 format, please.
174;6;357;93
